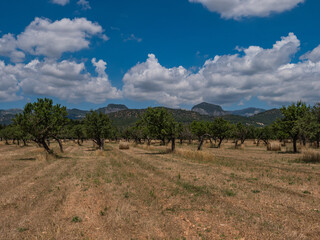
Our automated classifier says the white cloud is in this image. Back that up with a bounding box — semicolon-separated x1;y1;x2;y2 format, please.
123;34;142;43
0;17;108;61
300;45;320;63
16;17;107;58
123;33;320;107
77;0;91;10
0;58;121;104
0;61;22;102
51;0;70;6
189;0;304;19
19;59;121;103
0;34;25;62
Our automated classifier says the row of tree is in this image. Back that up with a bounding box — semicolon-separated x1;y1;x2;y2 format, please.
0;99;319;154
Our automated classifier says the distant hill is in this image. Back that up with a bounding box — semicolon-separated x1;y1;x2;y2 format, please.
67;109;89;120
250;109;283;126
0;109;23;125
97;104;128;114
108;108;213;128
192;102;227;116
231;107;266;117
191;102;266;117
0;103;282;127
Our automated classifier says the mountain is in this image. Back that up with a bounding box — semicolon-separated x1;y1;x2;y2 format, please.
0;103;282;127
108;107;213;128
231;107;266;117
67;109;89;120
192;102;227;116
191;102;266;117
250;109;283;126
96;104;128;114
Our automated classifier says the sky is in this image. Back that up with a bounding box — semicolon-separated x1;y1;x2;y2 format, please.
0;0;320;111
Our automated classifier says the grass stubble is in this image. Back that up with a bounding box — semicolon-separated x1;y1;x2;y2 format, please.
0;140;319;239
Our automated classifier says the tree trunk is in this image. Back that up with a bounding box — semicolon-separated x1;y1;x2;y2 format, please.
317;140;320;149
180;139;183;145
41;139;53;154
99;139;104;151
23;139;27;146
171;138;176;152
293;138;298;153
197;137;204;151
77;138;81;146
55;138;64;153
218;138;223;148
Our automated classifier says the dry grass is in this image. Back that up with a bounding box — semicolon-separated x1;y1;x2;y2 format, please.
175;148;214;162
235;144;245;150
0;140;319;239
267;142;282;151
119;141;130;150
301;150;320;163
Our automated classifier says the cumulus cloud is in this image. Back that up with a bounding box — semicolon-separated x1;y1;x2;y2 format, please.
189;0;304;19
0;17;108;61
123;33;320;107
16;58;121;103
51;0;70;6
0;17;119;104
0;61;22;102
0;34;25;62
16;17;107;58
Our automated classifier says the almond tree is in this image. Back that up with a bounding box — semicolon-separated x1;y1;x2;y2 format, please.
84;111;112;150
275;101;310;153
14;98;68;154
139;107;180;151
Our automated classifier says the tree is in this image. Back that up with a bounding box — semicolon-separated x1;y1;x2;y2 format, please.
305;103;320;148
72;124;85;146
208;118;231;148
255;126;274;145
14;98;68;154
0;126;11;145
190;121;208;150
84;111;112;150
232;123;250;147
275;101;310;153
139;107;180;151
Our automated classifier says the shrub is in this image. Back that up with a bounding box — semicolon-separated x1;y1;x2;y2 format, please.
301;150;320;163
267;142;281;151
119;142;130;150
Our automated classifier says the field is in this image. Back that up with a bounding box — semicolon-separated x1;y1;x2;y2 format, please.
0;141;320;239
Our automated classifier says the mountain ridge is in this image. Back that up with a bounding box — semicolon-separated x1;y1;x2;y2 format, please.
0;102;282;127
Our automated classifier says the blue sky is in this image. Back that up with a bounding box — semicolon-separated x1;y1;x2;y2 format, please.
0;0;320;110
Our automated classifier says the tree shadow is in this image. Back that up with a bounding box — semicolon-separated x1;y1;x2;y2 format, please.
16;157;36;161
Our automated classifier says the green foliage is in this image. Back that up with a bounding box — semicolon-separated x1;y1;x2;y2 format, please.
232;122;250;145
208;117;232;147
13;98;68;153
84;111;112;150
138;108;180;151
275;101;310;152
190;121;208;140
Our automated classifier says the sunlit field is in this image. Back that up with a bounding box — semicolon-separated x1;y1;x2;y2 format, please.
1;140;319;239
